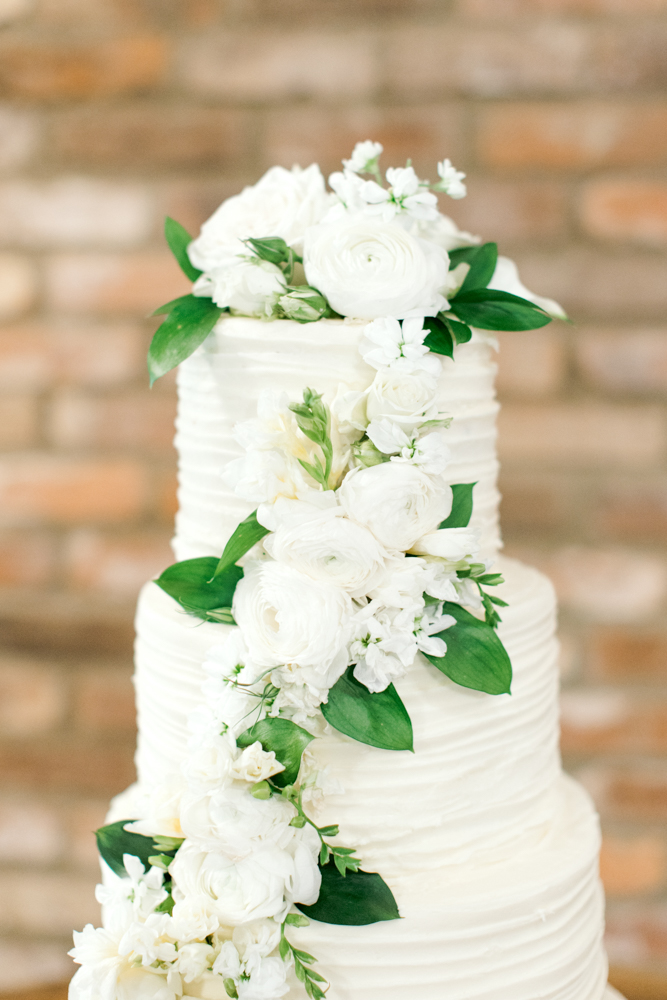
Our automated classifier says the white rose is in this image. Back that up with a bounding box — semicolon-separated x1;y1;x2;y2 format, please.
175;943;214;983
303;217;451;319
231;742;285;783
170;842;299;926
366;369;438;431
224;448;316;505
116;966;180;1000
238;958;289;1000
232;560;352;678
125;778;186;841
188;165;330;270
179;785;295;858
212;941;243;980
193;257;286;316
410;526;480;561
488;255;567;320
338;463;449;551
167;897;219;943
263;502;390;598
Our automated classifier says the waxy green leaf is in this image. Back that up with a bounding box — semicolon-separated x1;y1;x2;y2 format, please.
297;860;400;926
439;482;477;529
451;242;498;296
96;820;166;877
450;289;552;332
423;315;454;358
322;666;413;751
423;601;512;695
156;556;243;622
245;236;291;265
148;294;223;386
444;315;473;344
213;510;270;579
237;717;314;787
165;217;202;283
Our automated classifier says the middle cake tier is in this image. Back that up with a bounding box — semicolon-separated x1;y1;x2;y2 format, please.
134;555;562;874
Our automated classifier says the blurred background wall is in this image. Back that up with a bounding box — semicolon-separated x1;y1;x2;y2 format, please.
0;0;666;992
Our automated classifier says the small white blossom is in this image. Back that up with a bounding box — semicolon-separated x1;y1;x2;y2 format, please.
412;607;456;657
118;915;177;968
360;317;442;375
213;940;243;980
175;942;214;983
231;742;285;784
238;957;289;1000
436;159;467;200
350;606;417;693
342;140;383;175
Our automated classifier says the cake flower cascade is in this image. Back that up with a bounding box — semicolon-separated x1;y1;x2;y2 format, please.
70;143;567;1000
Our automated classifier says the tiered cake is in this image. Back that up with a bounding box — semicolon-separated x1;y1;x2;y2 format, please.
69;144;616;1000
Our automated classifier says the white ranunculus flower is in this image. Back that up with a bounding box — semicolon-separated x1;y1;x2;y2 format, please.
115;965;180;1000
212;940;243;980
366;368;438;431
167;896;219;943
232;560;352;678
225;448;316;505
263;502;390;598
238;957;289;1000
303;217;452;319
338;462;449;552
125;778;186;841
231;742;285;784
182;734;236;793
193;257;286;317
175;942;214;983
188;165;330;270
414;212;479;252
179;785;295;858
488;255;567;320
410;526;480;561
360;316;442;375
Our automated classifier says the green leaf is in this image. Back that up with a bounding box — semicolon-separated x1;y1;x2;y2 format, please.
95;820;157;877
237;717;314;787
423;601;512;695
285;913;310;928
296;860;400;926
148;294;223;386
245;236;291;265
439;482;476;529
223;979;239;999
213;510;270;579
152;293;193;317
164;217;202;283
443;315;473;344
155;556;243;620
155;893;175;915
321;666;413;752
450;289;552;332
279;936;291;961
423;316;454;359
452;242;498;295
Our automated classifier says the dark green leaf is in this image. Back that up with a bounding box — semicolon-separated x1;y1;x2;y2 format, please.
237;717;314;787
486;593;509;607
148;294;223;386
152;294;193;317
155;557;243;620
213;510;270;579
439;482;476;529
321;666;413;751
443;315;473;344
450;289;552;332
297;860;400;926
95;820;156;877
245;236;290;265
423;602;512;695
423;315;454;359
452;242;498;295
165;217;202;283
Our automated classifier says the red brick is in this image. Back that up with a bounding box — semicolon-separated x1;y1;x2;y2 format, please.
0;394;38;448
0;529;57;586
0;655;66;736
74;664;136;731
477;102;667;170
0;106;40;171
0;253;37;320
65;528;172;596
0;590;135;655
0;455;150;525
561;689;667;754
578;764;667;822
55;104;252;169
50;389;176;452
239;0;441;17
0;940;74;993
460;0;667;14
0;319;144;389
498;403;665;466
0;869;100;935
66;797;110;869
606;903;667;965
179;30;377;100
46;251;190;314
0;794;64;863
589;628;667;681
0;177;153;249
264;104;465;181
0;736;136;792
36;0;170;25
498;471;571;533
594;481;667;542
156;466;179;525
600;834;667;897
581;181;667;246
576;327;667;394
0;36;169;100
451;178;568;244
496;329;566;397
386;23;591;97
512;545;667;623
159;178;248;238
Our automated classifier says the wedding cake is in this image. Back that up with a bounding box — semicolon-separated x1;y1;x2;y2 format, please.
69;143;619;1000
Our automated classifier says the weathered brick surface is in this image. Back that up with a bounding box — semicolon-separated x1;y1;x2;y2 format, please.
1;0;667;987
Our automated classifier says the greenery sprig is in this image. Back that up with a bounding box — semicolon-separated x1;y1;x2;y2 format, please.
456;563;508;629
279;915;328;1000
289;388;334;490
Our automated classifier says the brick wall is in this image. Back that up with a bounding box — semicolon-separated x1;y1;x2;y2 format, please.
0;0;665;990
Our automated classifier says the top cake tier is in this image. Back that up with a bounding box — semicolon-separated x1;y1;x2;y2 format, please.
173;316;501;562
